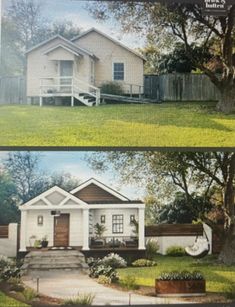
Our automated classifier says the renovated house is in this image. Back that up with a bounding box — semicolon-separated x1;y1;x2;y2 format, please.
26;28;145;107
19;178;145;252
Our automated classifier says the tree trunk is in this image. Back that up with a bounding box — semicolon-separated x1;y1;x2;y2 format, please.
219;225;235;265
217;87;235;114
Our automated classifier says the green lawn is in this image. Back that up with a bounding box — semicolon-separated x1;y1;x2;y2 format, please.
0;291;28;307
118;255;235;294
0;102;235;146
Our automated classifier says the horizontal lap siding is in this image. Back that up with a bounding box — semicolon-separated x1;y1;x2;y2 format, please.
74;183;121;203
145;224;203;237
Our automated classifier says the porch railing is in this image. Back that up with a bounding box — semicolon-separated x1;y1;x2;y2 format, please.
39;77;100;106
89;236;138;249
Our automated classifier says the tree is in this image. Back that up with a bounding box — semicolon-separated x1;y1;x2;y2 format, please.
87;151;235;264
89;2;235;113
4;152;48;203
49;172;81;191
2;0;81;75
0;170;19;224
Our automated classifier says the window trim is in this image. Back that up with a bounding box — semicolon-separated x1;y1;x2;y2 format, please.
112;62;125;81
112;214;124;234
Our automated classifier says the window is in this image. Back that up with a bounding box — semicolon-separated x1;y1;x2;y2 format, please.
112;215;123;233
113;63;124;81
100;215;106;224
37;215;43;226
130;215;135;223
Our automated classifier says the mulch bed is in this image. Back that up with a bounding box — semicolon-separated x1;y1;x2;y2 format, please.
0;281;62;307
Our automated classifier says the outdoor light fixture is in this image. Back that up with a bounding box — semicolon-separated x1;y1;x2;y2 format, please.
51;210;61;217
37;215;43;225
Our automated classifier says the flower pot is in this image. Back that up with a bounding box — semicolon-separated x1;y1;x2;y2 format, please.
41;241;48;248
155;279;206;297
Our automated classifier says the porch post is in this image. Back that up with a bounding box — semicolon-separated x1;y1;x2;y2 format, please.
138;208;145;250
19;210;27;252
82;208;90;250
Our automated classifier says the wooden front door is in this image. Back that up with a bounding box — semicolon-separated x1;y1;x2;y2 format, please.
54;214;70;247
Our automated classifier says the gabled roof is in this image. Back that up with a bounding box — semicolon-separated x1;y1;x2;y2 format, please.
70;178;130;202
71;28;146;61
26;34;97;59
20;186;88;210
43;44;83;57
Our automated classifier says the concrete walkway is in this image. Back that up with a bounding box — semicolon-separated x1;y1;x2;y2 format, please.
23;272;189;305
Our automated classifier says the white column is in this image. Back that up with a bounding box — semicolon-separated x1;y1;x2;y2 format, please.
82;208;90;250
19;210;27;252
138;207;145;250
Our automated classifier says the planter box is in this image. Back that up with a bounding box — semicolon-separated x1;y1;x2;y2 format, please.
155;279;206;297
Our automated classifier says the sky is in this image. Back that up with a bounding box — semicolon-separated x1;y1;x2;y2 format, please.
0;151;145;200
2;0;146;48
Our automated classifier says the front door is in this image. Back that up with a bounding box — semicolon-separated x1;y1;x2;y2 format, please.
54;214;70;247
60;61;73;92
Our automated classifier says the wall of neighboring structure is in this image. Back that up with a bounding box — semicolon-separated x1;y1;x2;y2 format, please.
0;224;18;258
90;208;138;237
74;31;144;94
146;224;212;255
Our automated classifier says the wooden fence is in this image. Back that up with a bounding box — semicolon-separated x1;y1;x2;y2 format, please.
0;225;9;238
144;73;220;101
145;224;204;237
0;76;26;105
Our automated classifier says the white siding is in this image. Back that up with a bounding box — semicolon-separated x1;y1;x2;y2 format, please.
0;224;18;258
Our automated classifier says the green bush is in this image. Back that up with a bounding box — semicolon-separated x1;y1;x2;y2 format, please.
119;275;139;290
102;253;127;268
223;283;235;300
166;245;186;257
146;240;159;260
158;270;204;281
22;288;38;301
87;257;118;282
63;293;95;306
100;82;124;95
132;258;157;267
97;275;112;285
0;255;20;281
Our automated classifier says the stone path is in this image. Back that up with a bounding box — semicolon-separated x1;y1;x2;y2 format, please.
23;272;190;305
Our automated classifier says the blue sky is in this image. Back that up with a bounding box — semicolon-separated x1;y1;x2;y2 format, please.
2;0;145;48
0;151;144;199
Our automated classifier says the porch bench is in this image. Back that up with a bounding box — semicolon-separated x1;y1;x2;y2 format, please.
90;238;105;248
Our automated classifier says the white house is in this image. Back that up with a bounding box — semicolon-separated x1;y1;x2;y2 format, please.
26;28;145;107
19;178;145;252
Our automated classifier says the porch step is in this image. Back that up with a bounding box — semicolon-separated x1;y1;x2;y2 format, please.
21;250;89;276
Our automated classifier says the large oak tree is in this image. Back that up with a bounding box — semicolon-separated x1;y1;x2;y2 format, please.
88;1;235;113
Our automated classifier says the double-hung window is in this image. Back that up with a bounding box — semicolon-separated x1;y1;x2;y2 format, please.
112;215;124;233
113;63;124;81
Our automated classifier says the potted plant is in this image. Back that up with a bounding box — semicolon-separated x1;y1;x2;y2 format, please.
94;223;107;239
41;236;49;248
155;271;206;297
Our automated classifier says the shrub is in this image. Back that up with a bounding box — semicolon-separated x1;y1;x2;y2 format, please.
63;293;95;306
87;257;118;282
119;275;139;290
102;253;127;268
223;283;235;300
8;277;25;292
166;245;186;257
132;258;157;267
97;275;112;285
100;82;124;95
146;240;159;260
0;256;20;281
158;270;204;281
23;288;38;301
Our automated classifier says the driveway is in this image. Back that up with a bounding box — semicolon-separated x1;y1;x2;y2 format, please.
23;272;189;305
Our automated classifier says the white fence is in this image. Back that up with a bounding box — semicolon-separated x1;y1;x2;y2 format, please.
0;224;18;258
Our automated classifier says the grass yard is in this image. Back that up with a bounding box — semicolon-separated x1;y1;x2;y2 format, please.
0;291;28;307
0;102;235;146
118;255;235;295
